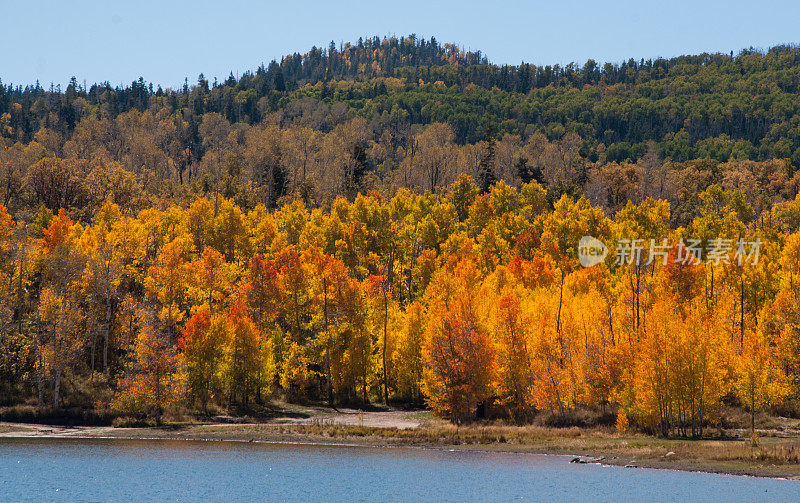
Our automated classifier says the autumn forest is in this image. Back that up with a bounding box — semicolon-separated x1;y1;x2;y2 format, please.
2;36;800;435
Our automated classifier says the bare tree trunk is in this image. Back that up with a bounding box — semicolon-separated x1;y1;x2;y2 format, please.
323;277;334;408
104;295;111;373
382;285;389;405
556;270;564;361
740;276;745;351
750;383;756;436
90;333;96;375
636;266;641;332
53;366;61;410
36;321;44;409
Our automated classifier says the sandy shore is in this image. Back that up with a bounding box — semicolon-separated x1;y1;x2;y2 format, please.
2;410;800;480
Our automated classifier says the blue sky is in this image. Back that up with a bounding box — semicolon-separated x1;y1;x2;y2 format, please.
2;0;799;88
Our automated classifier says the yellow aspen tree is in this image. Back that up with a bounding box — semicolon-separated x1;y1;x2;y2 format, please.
392;301;425;403
734;330;788;434
180;309;227;412
144;238;191;338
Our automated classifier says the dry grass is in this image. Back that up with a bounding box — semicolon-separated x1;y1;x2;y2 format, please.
0;423;27;434
269;422;587;445
679;441;800;465
203;422;800;476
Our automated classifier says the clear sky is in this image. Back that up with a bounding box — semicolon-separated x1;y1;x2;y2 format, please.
2;0;799;89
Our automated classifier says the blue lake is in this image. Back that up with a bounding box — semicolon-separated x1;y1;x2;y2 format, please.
0;438;798;502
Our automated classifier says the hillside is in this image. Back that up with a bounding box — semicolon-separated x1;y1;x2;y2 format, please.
0;37;799;225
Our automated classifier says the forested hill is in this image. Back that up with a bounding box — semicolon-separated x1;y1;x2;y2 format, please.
1;35;800;224
5;36;800;150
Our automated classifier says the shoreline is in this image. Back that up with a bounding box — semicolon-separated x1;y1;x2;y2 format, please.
2;420;800;480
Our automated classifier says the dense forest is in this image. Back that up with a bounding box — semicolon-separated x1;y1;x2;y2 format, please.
1;36;800;434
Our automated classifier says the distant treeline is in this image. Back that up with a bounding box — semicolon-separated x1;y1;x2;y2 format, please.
1;38;800;231
3;36;800;159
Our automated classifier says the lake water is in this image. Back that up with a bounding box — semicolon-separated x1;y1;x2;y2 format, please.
0;438;798;502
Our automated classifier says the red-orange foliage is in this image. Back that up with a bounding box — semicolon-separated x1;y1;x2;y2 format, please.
422;260;494;421
41;208;73;252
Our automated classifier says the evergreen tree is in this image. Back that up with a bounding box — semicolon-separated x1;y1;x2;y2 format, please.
477;123;497;193
515;155;544;185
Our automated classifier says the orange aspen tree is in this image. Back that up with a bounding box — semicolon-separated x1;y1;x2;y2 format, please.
422;260;494;422
493;291;535;421
114;309;185;421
